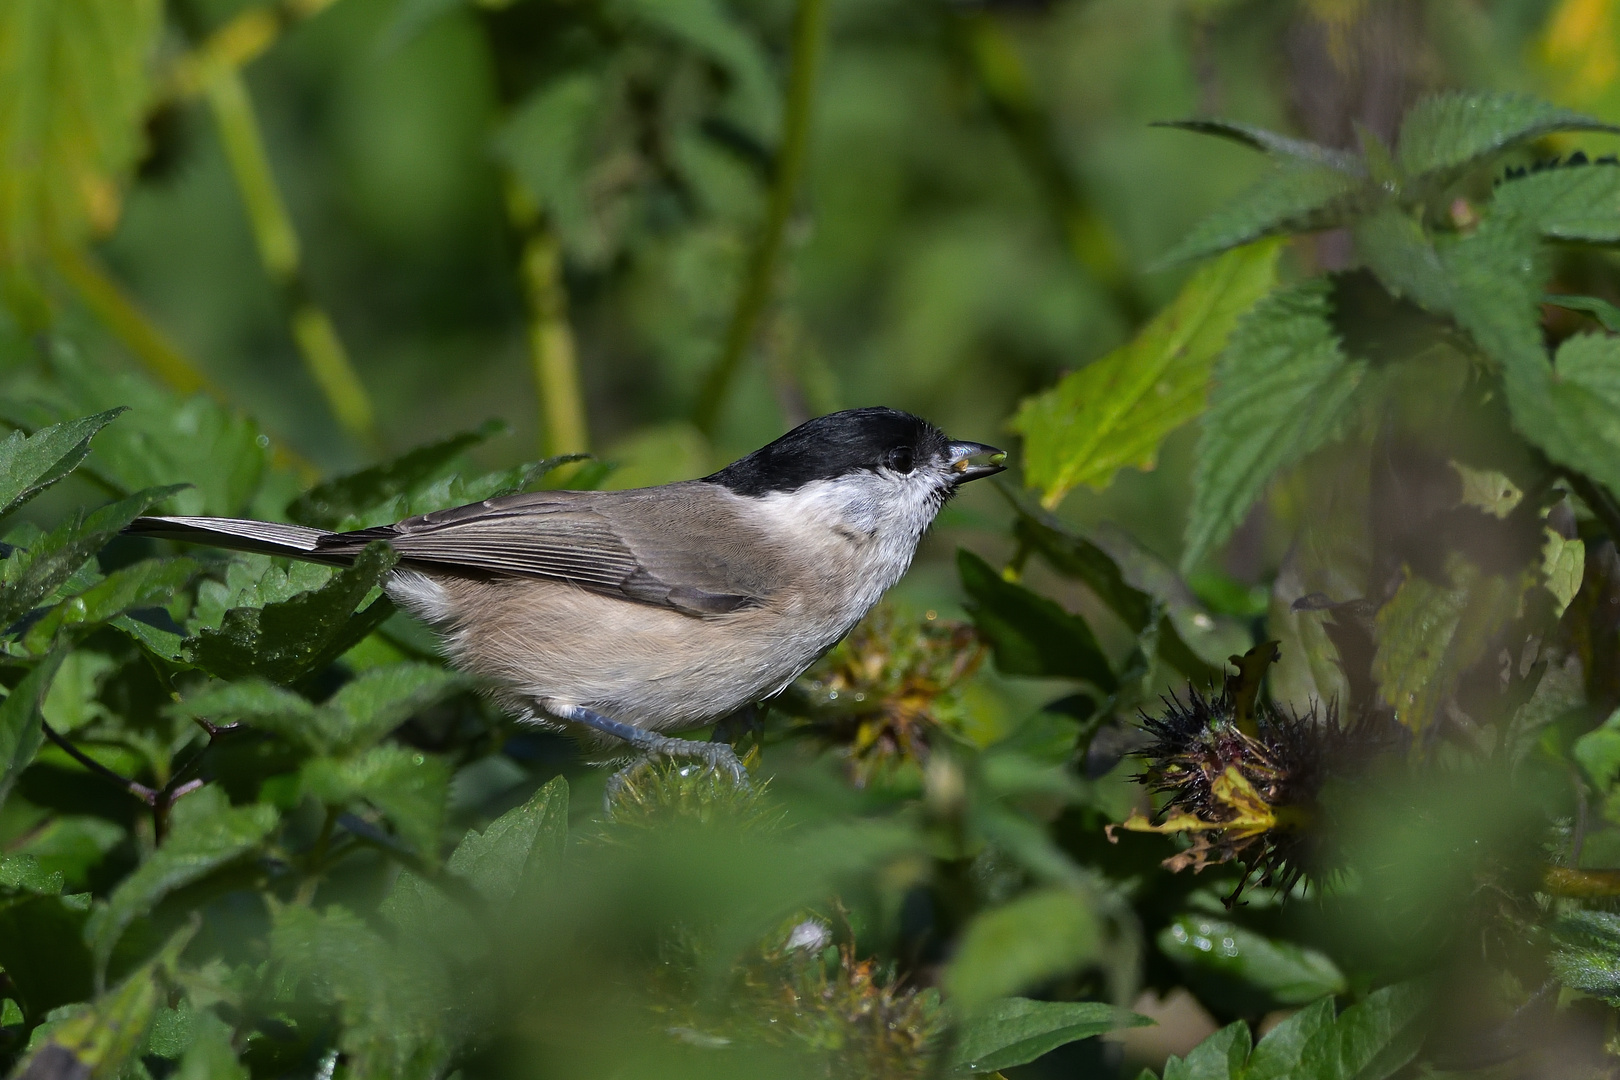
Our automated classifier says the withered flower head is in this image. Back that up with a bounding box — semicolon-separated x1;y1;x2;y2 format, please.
1116;642;1396;904
792;606;986;785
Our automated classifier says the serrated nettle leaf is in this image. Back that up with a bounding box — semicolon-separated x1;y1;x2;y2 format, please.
1157;164;1363;266
951;997;1150;1073
1152;119;1365;173
322;663;463;753
270;903;451;1078
177;1022;248;1080
1184;281;1367;573
958;549;1115;690
1373;557;1527;736
0;651;66;810
285;419;507;529
1542;527;1584;618
1014;240;1281;506
0;484;187;630
9;814;123;891
86;785;277;970
1163;1021;1250;1080
1495;162;1620;244
445;774;568;904
40;648;115;733
1352;204;1458;314
300;746;449;859
0;408;125;518
1506;333;1620;495
12;954;165;1079
0;0;162;265
184;543;399;684
188;556;332;634
22;556;196;654
1158;915;1346;1005
942;886;1099;1012
1394;91;1619;182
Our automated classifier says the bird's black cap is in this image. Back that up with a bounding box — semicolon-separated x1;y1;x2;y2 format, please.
705;407;953;496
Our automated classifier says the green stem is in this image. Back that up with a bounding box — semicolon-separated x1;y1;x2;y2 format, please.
205;66;378;449
507;184;589;456
692;0;828;436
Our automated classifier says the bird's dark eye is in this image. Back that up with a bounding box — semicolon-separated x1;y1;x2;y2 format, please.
886;446;915;474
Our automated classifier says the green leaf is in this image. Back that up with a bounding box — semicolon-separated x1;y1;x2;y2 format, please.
285;419;506;529
0;408;124;518
0;651;65;810
0;485;187;629
1163;1022;1250;1080
1553;909;1620;1002
1244;998;1335;1080
1157;164;1363;265
1574;708;1620;790
1543;527;1585;618
1508;333;1620;495
301;746;449;859
0;0;162;267
1496;164;1620;244
1394;91;1619;181
1546;293;1620;331
1184;280;1367;572
446;774;569;904
176;1022;248;1080
22;556;196;654
86;785;277;970
951;998;1151;1073
1151;119;1364;172
269;903;450;1078
1158;915;1346;1005
1372;557;1529;735
184;542;399;683
320;663;463;753
1014;240;1281;505
171;678;319;746
0;852;63;895
0;892;94;1019
9;932;178;1080
958;549;1115;691
1333;982;1428;1080
942;886;1099;1013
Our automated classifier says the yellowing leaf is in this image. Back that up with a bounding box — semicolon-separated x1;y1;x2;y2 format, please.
1013;240;1282;508
1452;462;1523;519
1117;766;1277;840
1543;526;1585;617
0;0;162;267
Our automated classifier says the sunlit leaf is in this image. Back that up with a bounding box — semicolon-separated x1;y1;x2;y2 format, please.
0;0;162;269
1552;909;1620;1003
0;407;124;518
1151;119;1364;171
1163;1021;1250;1080
320;663;463;753
1243;998;1335;1080
1184;280;1367;572
1014;240;1281;506
447;774;569;904
1543;527;1584;618
1156;164;1362;265
300;745;449;859
1158;914;1345;1005
22;556;196;654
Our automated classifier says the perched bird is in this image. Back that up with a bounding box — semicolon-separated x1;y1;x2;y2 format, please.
128;407;1005;780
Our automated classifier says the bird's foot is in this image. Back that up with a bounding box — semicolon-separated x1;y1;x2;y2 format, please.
545;703;752;803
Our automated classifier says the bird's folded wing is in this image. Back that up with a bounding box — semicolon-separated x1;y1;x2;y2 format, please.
316;486;778;616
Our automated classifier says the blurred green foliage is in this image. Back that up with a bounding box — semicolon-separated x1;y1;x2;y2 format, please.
11;0;1620;1077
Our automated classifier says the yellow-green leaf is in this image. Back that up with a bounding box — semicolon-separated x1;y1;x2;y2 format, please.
1543;526;1585;618
0;0;162;267
1012;239;1282;508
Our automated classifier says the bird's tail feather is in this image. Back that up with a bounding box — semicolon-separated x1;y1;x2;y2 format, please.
126;516;353;565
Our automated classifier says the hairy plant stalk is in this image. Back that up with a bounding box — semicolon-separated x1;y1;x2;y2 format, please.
206;66;377;448
510;194;588;456
693;0;828;436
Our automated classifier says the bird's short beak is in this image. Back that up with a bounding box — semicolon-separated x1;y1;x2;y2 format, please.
947;441;1007;484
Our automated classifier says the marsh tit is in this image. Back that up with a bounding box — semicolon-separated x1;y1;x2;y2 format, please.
128;407;1006;781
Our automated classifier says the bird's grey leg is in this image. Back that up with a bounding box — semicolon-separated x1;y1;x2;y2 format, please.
547;703;750;790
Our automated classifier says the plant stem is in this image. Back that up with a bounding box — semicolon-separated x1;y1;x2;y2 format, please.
165;0;341;102
205;66;378;449
692;0;828;437
507;184;588;456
